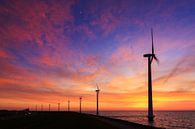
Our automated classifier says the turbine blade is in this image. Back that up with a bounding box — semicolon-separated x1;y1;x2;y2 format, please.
151;56;154;62
154;55;159;64
151;28;154;55
96;83;99;90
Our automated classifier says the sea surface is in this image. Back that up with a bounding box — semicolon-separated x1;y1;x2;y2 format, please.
85;111;195;129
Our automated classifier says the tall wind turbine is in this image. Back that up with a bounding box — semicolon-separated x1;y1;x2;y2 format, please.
143;28;159;121
95;84;100;115
79;97;82;113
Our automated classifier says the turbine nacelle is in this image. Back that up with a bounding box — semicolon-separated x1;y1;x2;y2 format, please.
95;89;100;92
143;53;155;57
95;84;100;92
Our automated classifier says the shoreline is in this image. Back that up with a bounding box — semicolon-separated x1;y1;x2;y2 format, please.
0;111;165;129
84;113;164;129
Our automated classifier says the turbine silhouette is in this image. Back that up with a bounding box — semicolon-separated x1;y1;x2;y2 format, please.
35;104;37;111
58;103;60;112
143;28;159;121
68;100;70;111
79;97;82;113
49;104;50;112
41;104;43;111
95;84;100;115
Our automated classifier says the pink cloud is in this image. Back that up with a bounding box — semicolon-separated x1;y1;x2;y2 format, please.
0;0;76;47
0;50;10;58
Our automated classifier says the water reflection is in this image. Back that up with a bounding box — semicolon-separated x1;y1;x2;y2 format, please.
85;111;195;129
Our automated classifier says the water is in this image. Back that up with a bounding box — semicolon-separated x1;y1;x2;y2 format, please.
86;111;195;129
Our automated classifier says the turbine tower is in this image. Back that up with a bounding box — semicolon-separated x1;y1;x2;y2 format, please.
143;28;159;121
79;97;82;113
58;103;60;112
95;84;100;115
35;104;37;112
68;100;70;111
41;104;43;111
49;104;51;112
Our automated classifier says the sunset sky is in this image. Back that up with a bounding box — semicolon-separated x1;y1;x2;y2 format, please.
0;0;195;111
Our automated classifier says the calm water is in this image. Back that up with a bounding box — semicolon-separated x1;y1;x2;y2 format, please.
86;111;195;129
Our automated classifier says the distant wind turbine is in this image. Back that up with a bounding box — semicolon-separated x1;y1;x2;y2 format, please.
79;97;82;113
143;28;159;121
68;100;70;111
49;104;51;112
41;104;43;111
58;103;60;112
35;104;37;111
95;84;100;115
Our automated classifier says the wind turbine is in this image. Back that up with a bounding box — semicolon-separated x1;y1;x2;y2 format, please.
58;103;60;112
95;84;100;115
143;28;159;121
41;104;43;111
35;104;37;112
49;104;51;112
68;100;70;111
79;97;82;113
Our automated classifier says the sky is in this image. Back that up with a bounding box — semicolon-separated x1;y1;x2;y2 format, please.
0;0;195;111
